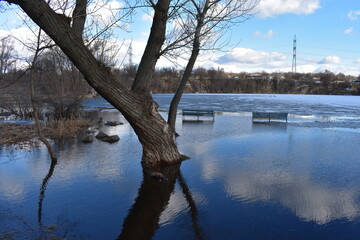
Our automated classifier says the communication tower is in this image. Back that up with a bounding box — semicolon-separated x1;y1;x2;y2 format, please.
129;40;133;66
292;35;297;73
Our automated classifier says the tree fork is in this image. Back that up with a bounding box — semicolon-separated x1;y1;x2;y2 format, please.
5;0;185;165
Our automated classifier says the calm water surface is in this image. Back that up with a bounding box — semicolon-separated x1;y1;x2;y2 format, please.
1;94;360;239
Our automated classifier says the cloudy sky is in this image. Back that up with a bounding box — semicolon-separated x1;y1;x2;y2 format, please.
1;0;360;75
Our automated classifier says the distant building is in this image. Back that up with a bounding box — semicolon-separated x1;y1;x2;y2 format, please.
246;74;267;81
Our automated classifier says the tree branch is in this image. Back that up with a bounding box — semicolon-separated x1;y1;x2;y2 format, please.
72;0;87;41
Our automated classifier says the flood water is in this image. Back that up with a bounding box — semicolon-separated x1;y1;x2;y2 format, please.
1;94;360;239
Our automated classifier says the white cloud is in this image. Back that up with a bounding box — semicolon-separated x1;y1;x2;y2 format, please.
357;59;360;63
195;49;359;75
252;30;262;37
0;27;40;63
318;56;341;64
344;27;354;35
216;48;286;65
141;31;150;37
88;0;124;27
252;30;275;38
297;64;317;73
347;10;360;20
264;30;274;38
199;48;289;73
257;0;321;18
141;10;154;22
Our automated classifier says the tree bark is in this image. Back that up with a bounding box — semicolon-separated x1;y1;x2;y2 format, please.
6;0;185;165
131;0;170;93
72;0;87;41
167;45;200;132
168;5;205;133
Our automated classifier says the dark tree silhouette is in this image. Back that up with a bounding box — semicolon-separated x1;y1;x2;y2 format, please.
4;0;184;165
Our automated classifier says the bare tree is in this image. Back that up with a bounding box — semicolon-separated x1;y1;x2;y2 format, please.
166;0;259;133
0;35;17;75
29;27;57;161
0;37;32;117
2;0;258;165
3;0;185;165
36;47;91;119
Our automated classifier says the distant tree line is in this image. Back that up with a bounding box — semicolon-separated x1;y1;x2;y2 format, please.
106;64;360;96
2;63;360;114
147;67;360;95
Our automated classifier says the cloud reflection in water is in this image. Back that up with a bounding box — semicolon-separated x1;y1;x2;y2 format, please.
225;168;360;224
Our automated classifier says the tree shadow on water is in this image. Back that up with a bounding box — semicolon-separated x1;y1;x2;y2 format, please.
118;163;205;240
37;159;81;239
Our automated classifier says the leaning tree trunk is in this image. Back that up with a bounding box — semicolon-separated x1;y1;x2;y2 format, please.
167;46;200;133
6;0;185;165
168;8;205;133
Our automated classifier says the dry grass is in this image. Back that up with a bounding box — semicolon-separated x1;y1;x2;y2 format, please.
0;124;38;147
0;119;93;147
43;119;93;139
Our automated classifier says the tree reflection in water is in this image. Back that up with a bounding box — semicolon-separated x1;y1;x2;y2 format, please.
178;171;204;240
38;159;57;227
37;158;80;239
118;163;204;240
36;160;204;239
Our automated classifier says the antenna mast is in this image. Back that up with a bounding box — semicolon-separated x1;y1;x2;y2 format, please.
292;35;297;73
129;40;133;66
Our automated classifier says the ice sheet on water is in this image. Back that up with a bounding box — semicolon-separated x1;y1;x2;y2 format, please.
153;94;360;116
83;94;360;129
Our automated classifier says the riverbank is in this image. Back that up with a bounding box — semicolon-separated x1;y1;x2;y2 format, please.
0;119;93;148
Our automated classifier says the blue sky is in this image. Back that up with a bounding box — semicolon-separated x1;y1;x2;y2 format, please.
1;0;360;75
202;0;360;75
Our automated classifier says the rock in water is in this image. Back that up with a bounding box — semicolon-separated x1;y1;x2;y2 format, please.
103;135;120;143
95;131;108;140
85;129;96;134
104;121;123;126
95;131;119;143
81;135;93;143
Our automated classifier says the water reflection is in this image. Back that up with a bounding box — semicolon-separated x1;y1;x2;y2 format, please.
180;120;360;225
38;159;57;227
0;172;26;201
225;168;360;224
178;171;204;240
2;104;360;238
118;164;204;240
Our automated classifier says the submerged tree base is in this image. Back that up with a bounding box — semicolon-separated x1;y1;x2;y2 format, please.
142;153;189;168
